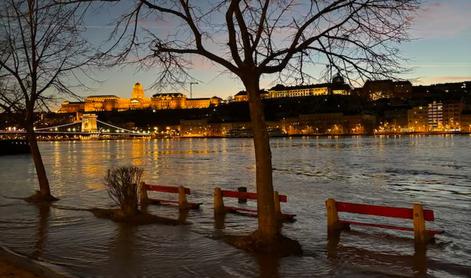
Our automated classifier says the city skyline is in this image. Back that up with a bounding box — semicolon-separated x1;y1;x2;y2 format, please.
76;0;471;100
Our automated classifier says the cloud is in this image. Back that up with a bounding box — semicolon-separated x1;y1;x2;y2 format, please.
414;76;471;85
408;63;471;68
411;1;471;39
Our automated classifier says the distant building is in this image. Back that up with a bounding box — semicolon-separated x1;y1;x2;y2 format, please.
58;82;221;113
427;101;443;130
443;101;464;130
407;106;428;132
359;80;412;100
129;82;151;110
266;73;351;99
150;93;221;109
151;93;186;109
233;90;268;102
408;100;465;132
462;113;471;132
232;73;351;102
234;91;248;102
278;113;375;135
57;101;85;113
83;95;130;112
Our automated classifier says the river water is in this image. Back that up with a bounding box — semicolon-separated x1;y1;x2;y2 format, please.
0;136;470;277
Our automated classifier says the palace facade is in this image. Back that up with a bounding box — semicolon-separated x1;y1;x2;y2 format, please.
233;73;351;102
151;93;222;110
58;83;221;113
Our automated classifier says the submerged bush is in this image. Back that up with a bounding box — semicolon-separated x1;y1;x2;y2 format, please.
104;166;144;217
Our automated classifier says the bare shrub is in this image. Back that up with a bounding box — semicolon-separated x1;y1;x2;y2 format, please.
104;166;144;217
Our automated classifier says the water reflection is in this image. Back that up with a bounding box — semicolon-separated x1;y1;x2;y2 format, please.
141;203;189;224
32;203;50;259
107;224;138;277
326;235;428;277
130;140;144;167
178;209;189;224
257;253;280;278
214;212;226;230
1;136;471;277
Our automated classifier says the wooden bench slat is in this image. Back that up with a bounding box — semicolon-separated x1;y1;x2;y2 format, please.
340;220;414;232
222;190;258;200
145;184;191;194
148;198;201;209
225;206;296;220
149;198;179;204
225;206;258;218
225;206;257;213
221;190;287;202
339;220;444;235
336;202;435;221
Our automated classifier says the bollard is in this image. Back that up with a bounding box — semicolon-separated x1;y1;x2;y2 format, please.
413;203;427;243
139;182;149;205
237;186;247;204
214;187;224;214
325;198;339;237
178;186;188;210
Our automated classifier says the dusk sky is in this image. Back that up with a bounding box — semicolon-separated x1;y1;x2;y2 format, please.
78;0;471;100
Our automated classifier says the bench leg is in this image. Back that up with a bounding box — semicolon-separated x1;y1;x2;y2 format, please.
139;182;149;206
214;187;225;215
178;186;188;210
326;198;347;238
273;191;282;232
178;209;189;223
238;186;247;203
273;191;282;217
413;204;429;243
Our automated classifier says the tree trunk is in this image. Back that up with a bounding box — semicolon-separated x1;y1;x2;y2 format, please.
25;123;53;200
121;184;138;217
244;77;279;242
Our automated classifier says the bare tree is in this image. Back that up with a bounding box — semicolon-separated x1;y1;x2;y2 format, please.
0;0;96;201
104;0;418;247
105;166;144;217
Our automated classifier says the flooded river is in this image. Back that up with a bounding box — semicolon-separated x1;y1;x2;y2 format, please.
0;136;470;277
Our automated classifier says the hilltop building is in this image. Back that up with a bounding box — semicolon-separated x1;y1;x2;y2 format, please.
151;93;221;109
57;101;85;113
58;82;221;113
233;90;268;102
358;80;412;100
233;73;351;102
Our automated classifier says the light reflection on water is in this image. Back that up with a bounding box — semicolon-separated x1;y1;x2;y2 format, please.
0;136;470;277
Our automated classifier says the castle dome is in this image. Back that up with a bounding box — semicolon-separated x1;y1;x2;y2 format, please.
132;82;145;99
332;72;345;84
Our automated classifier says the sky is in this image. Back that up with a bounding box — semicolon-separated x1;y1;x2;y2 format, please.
76;0;471;100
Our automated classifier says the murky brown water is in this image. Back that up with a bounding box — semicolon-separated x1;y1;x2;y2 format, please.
0;136;470;277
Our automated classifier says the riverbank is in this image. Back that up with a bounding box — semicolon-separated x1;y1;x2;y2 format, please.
2;131;471;142
0;246;73;278
0;257;42;278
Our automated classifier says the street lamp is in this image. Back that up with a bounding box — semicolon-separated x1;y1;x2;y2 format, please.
189;82;198;99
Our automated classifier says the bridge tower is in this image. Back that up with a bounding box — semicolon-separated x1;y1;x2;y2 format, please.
81;114;98;132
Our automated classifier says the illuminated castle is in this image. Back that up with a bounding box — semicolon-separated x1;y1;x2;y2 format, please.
131;82;144;99
58;82;221;113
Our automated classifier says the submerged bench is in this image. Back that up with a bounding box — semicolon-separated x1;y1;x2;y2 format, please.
325;198;444;243
139;182;201;210
214;187;296;222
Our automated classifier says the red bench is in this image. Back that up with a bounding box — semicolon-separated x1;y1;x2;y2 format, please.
214;187;296;222
139;182;201;210
325;198;444;243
